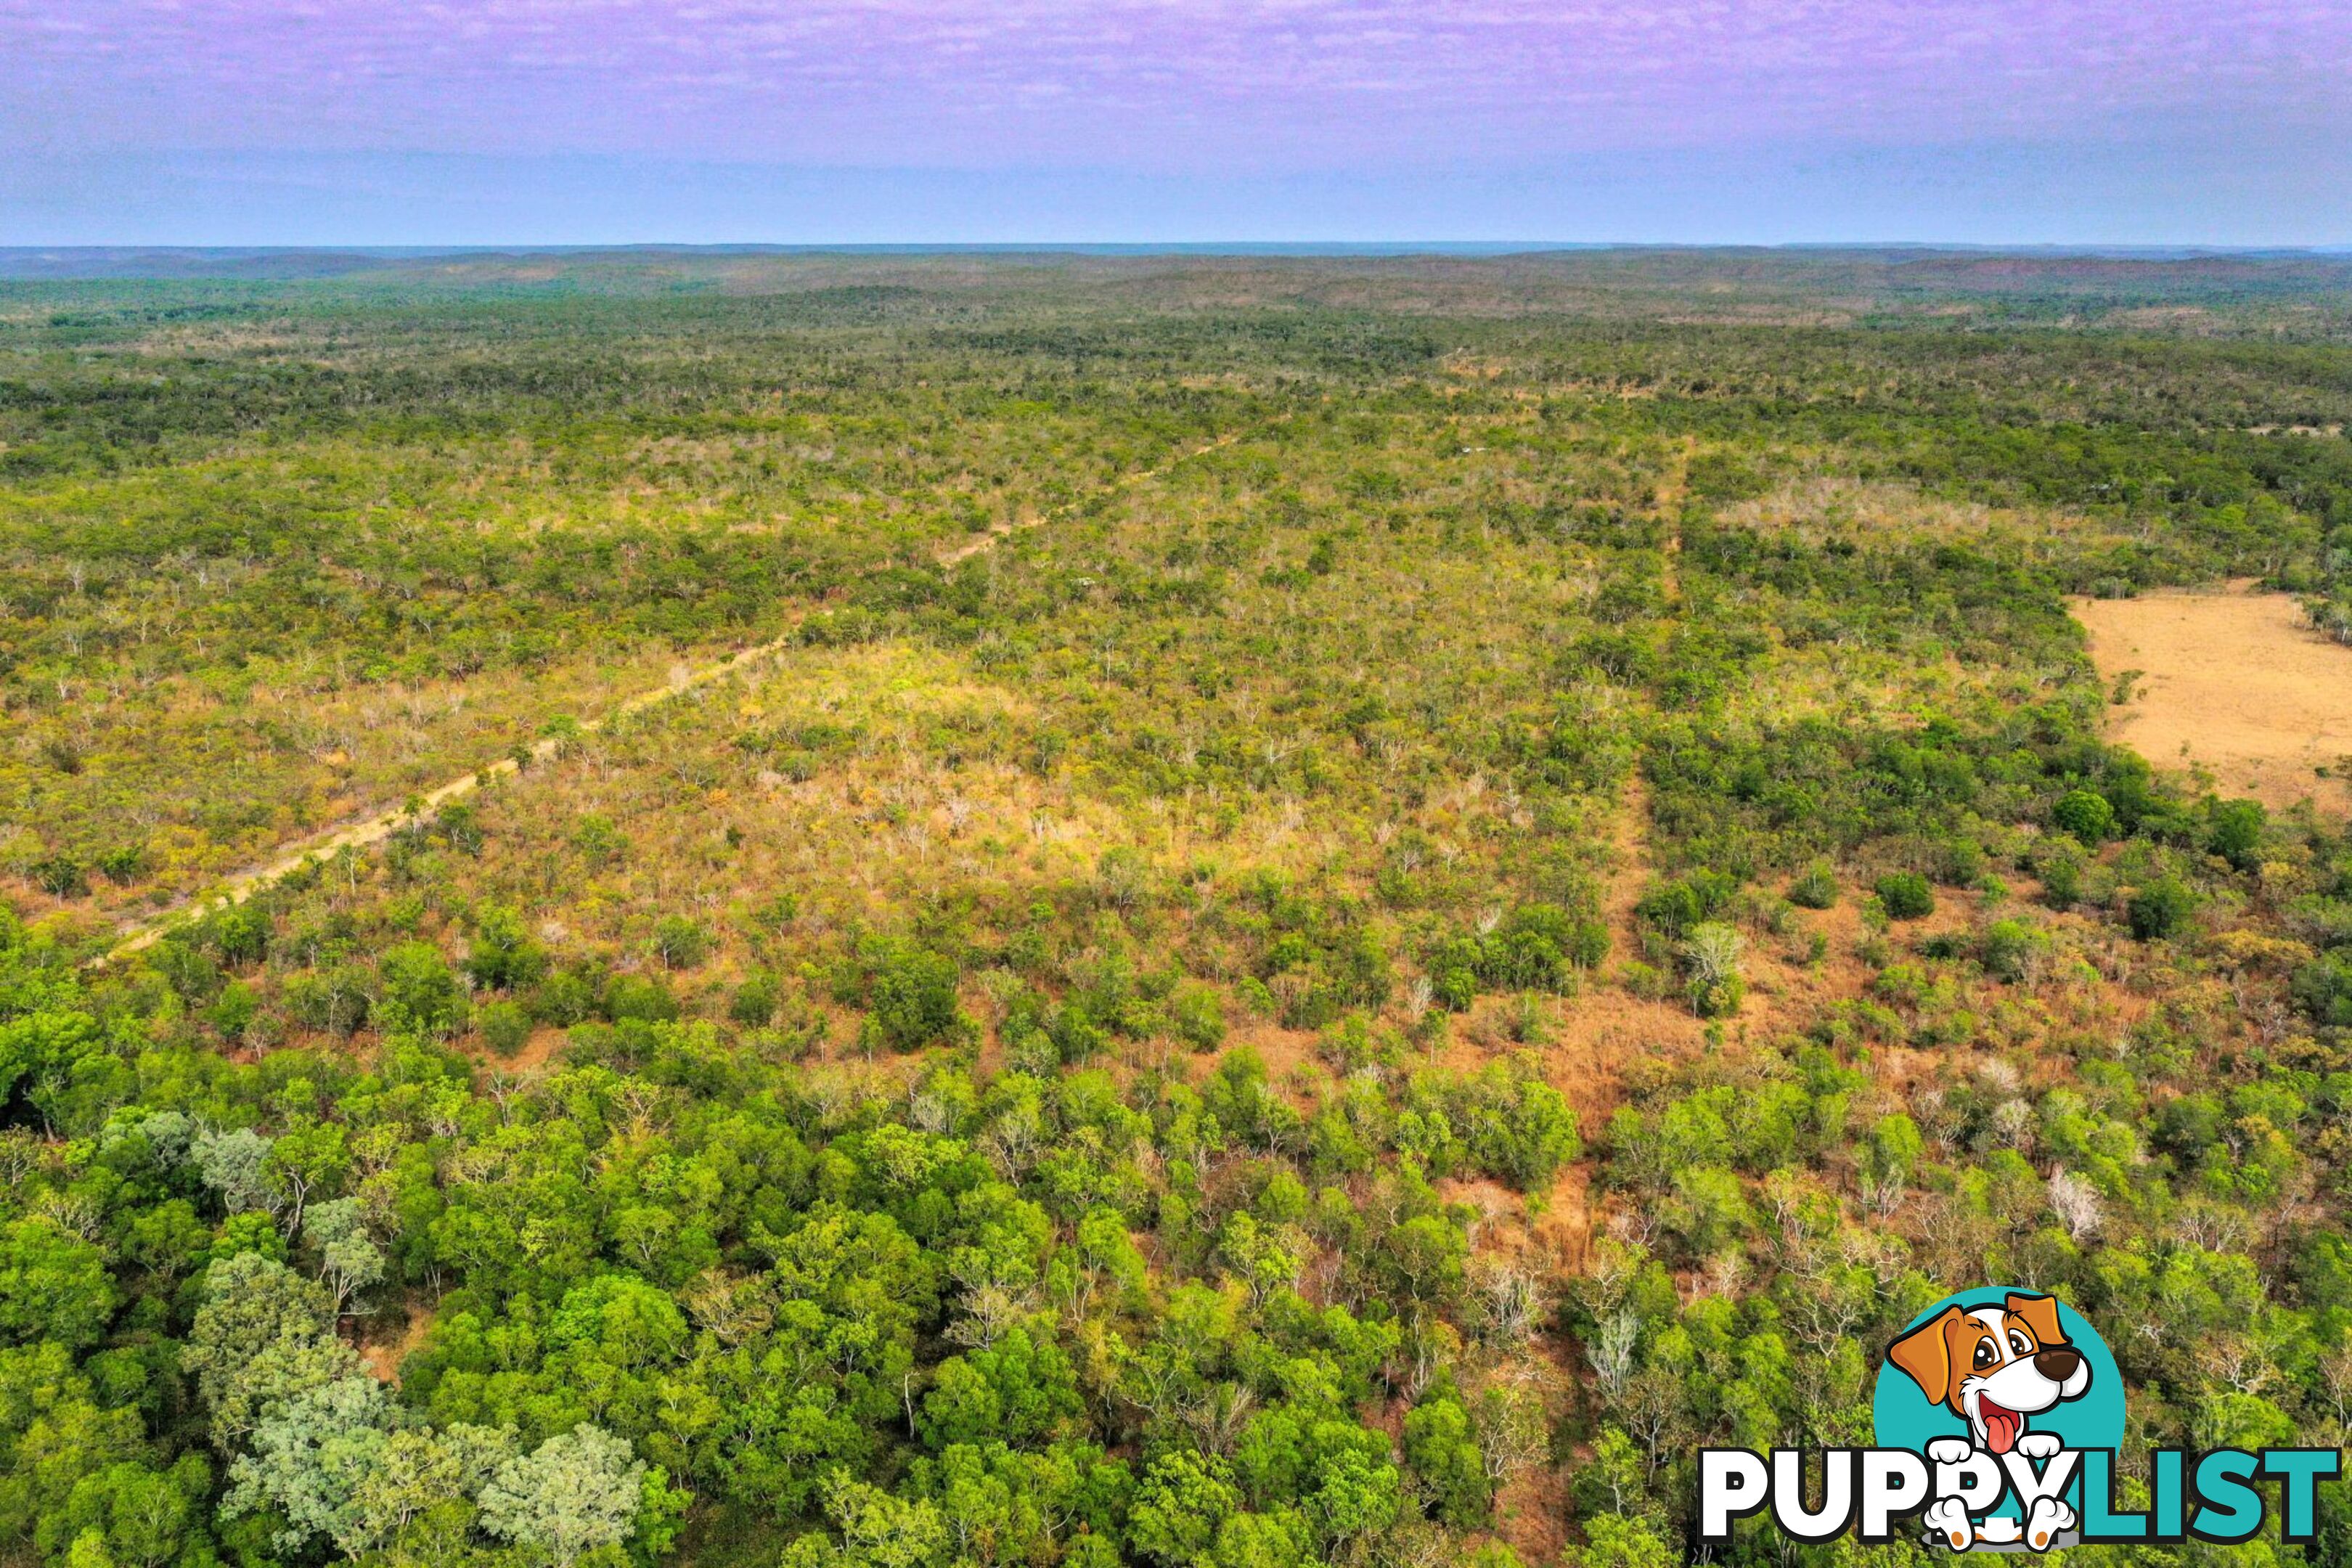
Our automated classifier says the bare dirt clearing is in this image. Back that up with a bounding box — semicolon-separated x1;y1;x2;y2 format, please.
2074;581;2352;814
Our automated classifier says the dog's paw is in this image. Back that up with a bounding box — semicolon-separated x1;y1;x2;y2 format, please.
1923;1496;1975;1552
1926;1437;1976;1465
2015;1432;2063;1461
2025;1497;2076;1552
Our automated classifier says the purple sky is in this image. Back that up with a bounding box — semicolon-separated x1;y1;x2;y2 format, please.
5;1;2350;242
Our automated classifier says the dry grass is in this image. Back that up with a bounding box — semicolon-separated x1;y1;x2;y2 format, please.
1717;476;2082;546
2075;581;2352;815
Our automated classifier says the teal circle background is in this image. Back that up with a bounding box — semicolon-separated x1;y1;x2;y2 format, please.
1871;1288;2126;1518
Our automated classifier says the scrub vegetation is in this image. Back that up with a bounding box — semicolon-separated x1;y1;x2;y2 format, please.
4;248;2352;1567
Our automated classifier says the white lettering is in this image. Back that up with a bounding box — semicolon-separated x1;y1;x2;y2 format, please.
1771;1448;1854;1540
1927;1437;2004;1513
2001;1447;2081;1511
1859;1449;1931;1539
1700;1450;1771;1540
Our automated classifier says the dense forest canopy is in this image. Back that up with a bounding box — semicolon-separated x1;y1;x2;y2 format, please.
1;248;2352;1567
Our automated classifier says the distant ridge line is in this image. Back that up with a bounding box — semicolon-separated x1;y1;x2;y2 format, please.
8;242;2352;282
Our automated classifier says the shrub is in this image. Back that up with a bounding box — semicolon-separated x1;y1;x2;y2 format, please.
526;968;599;1026
95;846;145;884
729;973;780;1027
571;812;626;864
2291;953;2352;1026
1620;960;1670;1003
282;965;375;1037
478;1000;533;1057
1636;870;1737;938
604;973;681;1024
1434;965;1477;1012
1680;922;1747;1017
1319;1013;1381;1073
2127;878;2197;942
2035;840;2086;909
854;935;968;1052
1980;919;2051;984
2053;789;2116;844
650;915;714;970
1937;838;1985;887
1169;983;1227;1050
748;892;800;931
465;904;547;991
2208;799;2267;871
29;858;86;899
1787;861;1838;910
1874;872;1935;920
378;942;466;1034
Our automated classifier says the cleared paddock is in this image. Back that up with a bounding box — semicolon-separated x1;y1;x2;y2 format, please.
2075;581;2352;815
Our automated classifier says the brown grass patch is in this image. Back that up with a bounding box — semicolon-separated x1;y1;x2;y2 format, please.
357;1300;438;1384
1717;476;2078;544
2073;581;2352;814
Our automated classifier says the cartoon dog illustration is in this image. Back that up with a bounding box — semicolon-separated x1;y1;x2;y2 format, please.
1887;1292;2091;1551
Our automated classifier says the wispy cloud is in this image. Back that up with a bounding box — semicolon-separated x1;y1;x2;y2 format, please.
7;0;2348;171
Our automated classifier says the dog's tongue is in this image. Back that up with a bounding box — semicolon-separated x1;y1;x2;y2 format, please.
1983;1401;2021;1455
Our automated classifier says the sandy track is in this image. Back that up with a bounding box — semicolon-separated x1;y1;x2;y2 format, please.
97;425;1256;964
2074;580;2352;815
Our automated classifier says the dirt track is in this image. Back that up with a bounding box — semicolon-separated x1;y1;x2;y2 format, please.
97;425;1258;964
2074;581;2352;815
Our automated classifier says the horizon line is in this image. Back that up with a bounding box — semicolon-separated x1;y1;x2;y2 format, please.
8;241;2352;258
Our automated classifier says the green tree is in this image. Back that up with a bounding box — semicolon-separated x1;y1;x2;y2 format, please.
378;942;466;1034
853;937;968;1053
341;1424;516;1557
222;1376;396;1553
1127;1450;1242;1567
303;1199;385;1316
2209;798;2267;870
1169;984;1228;1051
191;1129;278;1220
478;1424;650;1568
1874;873;1935;920
1402;1395;1488;1527
466;904;550;991
2128;877;2197;941
42;1456;211;1568
0;1221;114;1354
2052;789;2115;844
479;999;534;1056
1564;1513;1678;1568
182;1254;359;1447
648;917;713;971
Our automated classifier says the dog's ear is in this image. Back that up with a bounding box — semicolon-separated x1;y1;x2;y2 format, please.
2005;1292;2067;1348
1887;1307;1963;1405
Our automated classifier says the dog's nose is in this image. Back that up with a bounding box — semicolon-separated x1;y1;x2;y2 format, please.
2034;1347;2081;1381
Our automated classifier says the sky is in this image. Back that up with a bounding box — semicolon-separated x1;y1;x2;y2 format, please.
4;0;2349;245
